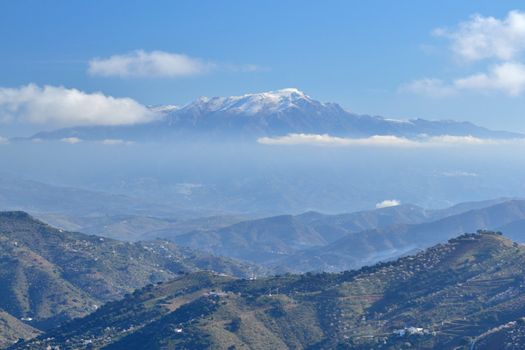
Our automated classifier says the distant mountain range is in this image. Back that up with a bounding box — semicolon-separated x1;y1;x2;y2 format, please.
30;88;522;141
278;199;525;272
0;211;262;346
161;198;525;272
13;231;525;349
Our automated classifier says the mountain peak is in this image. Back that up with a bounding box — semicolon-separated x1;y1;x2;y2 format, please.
183;88;315;115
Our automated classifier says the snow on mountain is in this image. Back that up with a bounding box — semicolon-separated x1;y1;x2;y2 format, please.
181;88;316;115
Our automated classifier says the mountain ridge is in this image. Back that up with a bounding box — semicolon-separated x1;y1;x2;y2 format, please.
278;199;525;272
29;89;523;142
161;198;524;272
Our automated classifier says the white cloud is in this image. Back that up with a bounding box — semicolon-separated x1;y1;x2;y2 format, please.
455;62;525;96
257;133;513;147
0;84;158;127
425;135;499;145
60;137;82;144
434;10;525;62
56;138;135;145
88;50;266;78
402;62;525;97
376;199;401;209
88;50;213;78
404;11;525;97
258;134;418;147
0;136;8;144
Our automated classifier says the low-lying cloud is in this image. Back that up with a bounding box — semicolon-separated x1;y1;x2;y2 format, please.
258;134;417;146
257;133;515;147
60;137;82;144
0;84;158;127
58;138;136;145
376;199;401;209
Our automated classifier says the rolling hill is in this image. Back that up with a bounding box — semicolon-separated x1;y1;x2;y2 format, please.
279;199;525;272
12;231;525;349
166;199;522;271
0;211;262;346
170;204;436;265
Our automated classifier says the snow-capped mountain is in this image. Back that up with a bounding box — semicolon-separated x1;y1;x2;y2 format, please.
182;88;318;115
31;88;522;141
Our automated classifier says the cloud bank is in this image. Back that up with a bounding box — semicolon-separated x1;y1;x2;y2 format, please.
257;133;512;147
376;199;401;209
0;84;157;127
258;134;417;147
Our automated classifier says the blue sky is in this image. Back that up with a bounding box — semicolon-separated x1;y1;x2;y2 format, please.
2;0;525;135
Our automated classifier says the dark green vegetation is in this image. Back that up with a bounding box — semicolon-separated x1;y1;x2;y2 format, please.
13;231;525;349
0;211;262;346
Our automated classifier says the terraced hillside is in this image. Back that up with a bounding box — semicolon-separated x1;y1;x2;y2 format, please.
13;231;525;349
0;211;262;346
